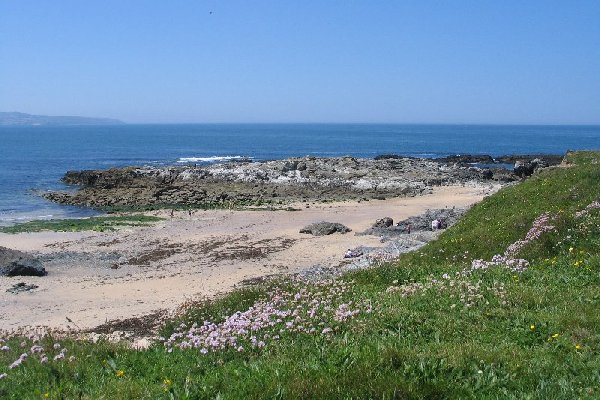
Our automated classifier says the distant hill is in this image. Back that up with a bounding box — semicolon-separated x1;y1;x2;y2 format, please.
0;112;124;126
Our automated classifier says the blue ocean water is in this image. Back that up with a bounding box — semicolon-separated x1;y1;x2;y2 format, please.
1;124;599;225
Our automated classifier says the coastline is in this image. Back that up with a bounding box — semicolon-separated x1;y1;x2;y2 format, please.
0;153;561;335
0;183;499;333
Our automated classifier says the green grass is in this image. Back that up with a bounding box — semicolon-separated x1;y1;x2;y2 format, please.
0;215;163;234
1;151;599;399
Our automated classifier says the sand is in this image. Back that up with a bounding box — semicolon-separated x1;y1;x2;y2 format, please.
0;184;498;332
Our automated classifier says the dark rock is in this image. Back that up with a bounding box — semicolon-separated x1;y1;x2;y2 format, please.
436;154;495;164
300;222;352;236
0;246;47;277
513;158;550;178
374;154;404;160
373;217;394;228
396;208;467;232
7;282;39;294
513;160;534;177
496;154;563;165
358;208;468;239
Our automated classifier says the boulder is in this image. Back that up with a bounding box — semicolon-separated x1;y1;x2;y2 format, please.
0;246;47;277
513;160;535;177
513;157;553;178
300;222;351;236
373;217;394;228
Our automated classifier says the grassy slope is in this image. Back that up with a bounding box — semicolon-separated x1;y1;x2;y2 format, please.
1;152;599;399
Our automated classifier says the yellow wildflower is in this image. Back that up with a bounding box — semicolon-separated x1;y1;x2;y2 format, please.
552;333;559;339
163;378;172;386
569;247;574;253
44;393;49;399
575;344;582;350
530;324;535;331
116;370;125;378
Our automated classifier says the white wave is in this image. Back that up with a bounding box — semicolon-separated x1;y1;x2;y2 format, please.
177;156;250;163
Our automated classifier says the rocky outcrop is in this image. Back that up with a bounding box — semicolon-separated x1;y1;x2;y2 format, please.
0;246;47;277
300;222;352;236
513;158;550;178
435;155;496;164
359;208;468;240
41;155;559;209
373;217;394;228
395;208;467;232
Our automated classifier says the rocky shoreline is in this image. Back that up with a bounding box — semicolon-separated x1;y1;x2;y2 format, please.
43;154;562;208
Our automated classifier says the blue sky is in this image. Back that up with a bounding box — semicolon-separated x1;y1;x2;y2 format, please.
1;1;599;123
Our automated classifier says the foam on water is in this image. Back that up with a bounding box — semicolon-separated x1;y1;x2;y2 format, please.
177;156;250;163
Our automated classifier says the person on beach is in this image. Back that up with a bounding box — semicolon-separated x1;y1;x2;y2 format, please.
344;249;363;258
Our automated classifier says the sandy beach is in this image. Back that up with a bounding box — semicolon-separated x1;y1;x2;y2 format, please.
0;184;498;333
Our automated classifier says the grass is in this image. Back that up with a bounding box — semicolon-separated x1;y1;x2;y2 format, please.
1;151;599;399
0;215;163;234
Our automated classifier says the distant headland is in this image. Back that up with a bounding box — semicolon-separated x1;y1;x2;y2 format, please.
0;112;124;126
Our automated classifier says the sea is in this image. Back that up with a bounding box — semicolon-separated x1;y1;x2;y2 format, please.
1;124;599;226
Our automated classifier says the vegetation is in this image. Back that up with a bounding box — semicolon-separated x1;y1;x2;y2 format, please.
0;215;163;234
1;151;599;399
101;199;276;213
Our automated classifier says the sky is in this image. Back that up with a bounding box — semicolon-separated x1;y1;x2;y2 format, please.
1;1;599;124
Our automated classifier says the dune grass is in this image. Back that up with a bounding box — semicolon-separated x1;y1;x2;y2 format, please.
1;151;599;399
0;215;163;234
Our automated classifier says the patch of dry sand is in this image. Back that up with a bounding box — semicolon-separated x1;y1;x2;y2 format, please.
0;184;498;332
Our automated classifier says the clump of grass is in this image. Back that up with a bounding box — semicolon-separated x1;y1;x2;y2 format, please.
0;215;163;234
1;151;599;398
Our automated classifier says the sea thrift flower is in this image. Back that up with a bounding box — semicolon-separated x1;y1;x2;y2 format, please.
467;212;556;275
164;280;365;354
30;345;44;353
575;201;600;217
9;353;28;369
